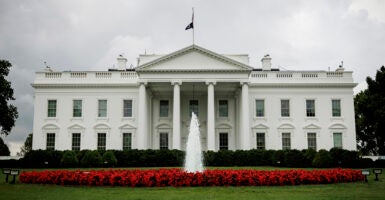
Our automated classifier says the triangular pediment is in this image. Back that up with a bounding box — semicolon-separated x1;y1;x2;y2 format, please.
119;123;136;130
136;45;253;72
252;123;269;129
303;123;322;129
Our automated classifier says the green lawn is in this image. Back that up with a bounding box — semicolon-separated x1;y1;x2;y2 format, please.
0;167;384;200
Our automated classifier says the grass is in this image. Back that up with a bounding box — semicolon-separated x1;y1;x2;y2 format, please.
0;167;384;200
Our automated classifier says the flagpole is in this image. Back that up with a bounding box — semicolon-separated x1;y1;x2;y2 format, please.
192;7;195;45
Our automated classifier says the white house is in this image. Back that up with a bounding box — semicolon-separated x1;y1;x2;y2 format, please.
31;45;357;151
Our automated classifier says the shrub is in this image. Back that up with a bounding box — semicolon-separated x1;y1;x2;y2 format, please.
302;149;317;167
357;158;373;168
60;151;78;167
272;150;286;166
102;151;117;167
312;149;333;168
374;159;385;168
21;150;63;168
285;149;306;168
81;150;103;167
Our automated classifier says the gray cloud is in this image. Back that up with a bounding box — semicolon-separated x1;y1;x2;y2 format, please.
0;0;384;155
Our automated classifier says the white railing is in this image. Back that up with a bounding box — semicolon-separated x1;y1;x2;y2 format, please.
45;72;62;78
120;72;138;79
249;71;353;83
95;72;112;78
70;72;87;78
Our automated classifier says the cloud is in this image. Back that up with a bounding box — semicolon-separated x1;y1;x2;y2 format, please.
0;0;384;153
94;35;153;70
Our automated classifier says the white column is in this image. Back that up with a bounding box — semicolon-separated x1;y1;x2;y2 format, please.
137;82;147;149
172;81;181;150
240;82;250;150
206;81;216;151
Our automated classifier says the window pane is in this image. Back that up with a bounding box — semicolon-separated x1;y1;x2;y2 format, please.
159;132;168;150
306;100;315;117
256;100;265;117
73;100;82;117
332;99;341;117
256;132;265;150
281;99;290;117
123;133;132;150
46;133;55;150
282;132;291;150
219;133;228;150
307;132;317;150
123;100;132;117
97;133;106;151
219;100;228;117
98;100;107;117
189;100;199;117
333;132;342;149
47;100;57;117
72;133;81;151
159;100;169;117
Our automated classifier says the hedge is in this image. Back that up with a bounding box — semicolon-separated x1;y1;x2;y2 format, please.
1;149;384;168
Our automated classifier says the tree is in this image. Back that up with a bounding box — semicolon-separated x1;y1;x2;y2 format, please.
355;66;385;155
0;137;10;156
17;133;32;156
0;60;18;135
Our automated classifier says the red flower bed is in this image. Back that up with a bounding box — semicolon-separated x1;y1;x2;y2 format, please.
19;168;364;187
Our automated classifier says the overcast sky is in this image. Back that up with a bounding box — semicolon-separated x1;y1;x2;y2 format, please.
1;0;384;155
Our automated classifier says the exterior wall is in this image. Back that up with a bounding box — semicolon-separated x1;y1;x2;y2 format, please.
247;87;356;151
31;50;357;151
32;86;139;150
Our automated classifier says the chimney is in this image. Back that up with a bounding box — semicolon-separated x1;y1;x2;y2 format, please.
336;61;345;72
261;54;272;71
117;55;127;70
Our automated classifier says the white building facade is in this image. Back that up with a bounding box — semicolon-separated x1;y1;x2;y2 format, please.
32;45;357;151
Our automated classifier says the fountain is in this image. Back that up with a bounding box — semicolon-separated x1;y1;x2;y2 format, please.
184;112;204;173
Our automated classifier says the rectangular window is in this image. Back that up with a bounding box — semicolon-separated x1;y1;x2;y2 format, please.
98;100;107;117
306;99;315;117
219;100;229;117
47;100;57;117
189;100;199;117
219;133;229;150
46;133;55;150
282;132;291;150
73;100;82;117
255;99;265;117
332;99;341;117
97;133;106;151
281;99;290;117
256;132;266;150
122;133;132;150
159;100;169;117
333;132;343;149
307;132;317;150
123;100;132;117
159;132;168;150
72;133;81;151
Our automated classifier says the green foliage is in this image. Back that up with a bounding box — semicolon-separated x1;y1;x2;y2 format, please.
355;66;385;155
0;137;10;156
60;151;79;167
102;151;117;167
17;133;32;156
312;149;333;168
0;60;18;136
21;150;63;168
80;150;103;167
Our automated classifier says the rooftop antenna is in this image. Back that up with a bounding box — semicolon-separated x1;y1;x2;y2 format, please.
340;61;344;68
